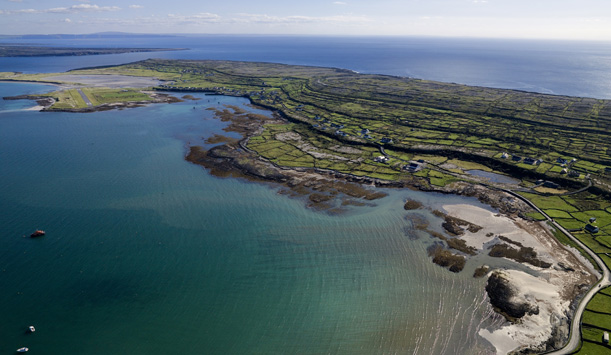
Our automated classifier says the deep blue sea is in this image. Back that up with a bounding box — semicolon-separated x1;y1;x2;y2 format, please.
2;35;611;98
1;35;609;354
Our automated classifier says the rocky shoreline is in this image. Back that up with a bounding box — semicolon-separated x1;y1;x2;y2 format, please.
7;82;597;353
183;103;597;354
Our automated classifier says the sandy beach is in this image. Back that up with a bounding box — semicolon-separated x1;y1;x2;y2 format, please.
442;203;597;354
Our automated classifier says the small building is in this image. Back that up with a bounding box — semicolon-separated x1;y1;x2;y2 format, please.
523;157;537;165
501;152;509;159
543;181;560;189
512;155;522;162
585;224;599;233
360;128;370;135
557;158;568;165
374;155;389;163
604;331;609;344
335;130;347;137
589;217;597;223
568;170;580;178
561;168;568;174
404;162;423;172
380;137;393;144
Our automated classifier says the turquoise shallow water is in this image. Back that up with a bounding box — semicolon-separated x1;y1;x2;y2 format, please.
0;83;502;354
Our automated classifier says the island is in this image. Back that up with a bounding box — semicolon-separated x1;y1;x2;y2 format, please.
0;45;186;57
2;59;610;354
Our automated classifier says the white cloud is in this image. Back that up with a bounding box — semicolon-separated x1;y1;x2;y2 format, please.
1;4;120;15
129;5;143;9
63;18;72;23
333;1;347;5
8;0;24;3
166;12;221;24
231;13;371;25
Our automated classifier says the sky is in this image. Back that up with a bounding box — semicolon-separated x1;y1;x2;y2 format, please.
0;0;610;40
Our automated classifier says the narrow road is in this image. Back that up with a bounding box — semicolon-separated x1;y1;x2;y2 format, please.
503;189;611;355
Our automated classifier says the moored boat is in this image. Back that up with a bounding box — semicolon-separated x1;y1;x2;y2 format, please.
29;325;35;333
16;347;29;352
30;230;45;238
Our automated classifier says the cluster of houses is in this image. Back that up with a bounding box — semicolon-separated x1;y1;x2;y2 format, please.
501;152;544;165
360;128;372;139
371;156;424;173
500;153;586;177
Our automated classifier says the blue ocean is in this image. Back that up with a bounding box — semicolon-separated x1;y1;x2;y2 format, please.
1;35;610;354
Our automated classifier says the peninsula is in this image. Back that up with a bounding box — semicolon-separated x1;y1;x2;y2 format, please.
2;59;610;354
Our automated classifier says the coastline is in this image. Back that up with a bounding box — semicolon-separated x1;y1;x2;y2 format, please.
184;100;598;354
1;66;608;353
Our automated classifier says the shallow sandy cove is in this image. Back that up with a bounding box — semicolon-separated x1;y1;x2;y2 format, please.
443;204;553;258
442;203;597;354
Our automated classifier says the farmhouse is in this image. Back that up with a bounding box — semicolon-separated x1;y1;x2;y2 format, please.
523;157;537;165
374;155;390;163
543;181;560;189
404;162;423;172
585;224;599;233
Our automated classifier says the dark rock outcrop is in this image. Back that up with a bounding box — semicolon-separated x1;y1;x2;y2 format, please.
485;271;539;321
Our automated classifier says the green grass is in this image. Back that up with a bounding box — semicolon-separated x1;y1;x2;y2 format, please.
544;209;574;218
579;326;611;354
583;309;611;329
518;193;579;212
81;87;150;105
525;212;546;221
585;293;611;314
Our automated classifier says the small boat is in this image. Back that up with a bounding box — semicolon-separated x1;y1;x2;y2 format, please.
16;347;29;353
30;230;45;238
28;325;35;332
